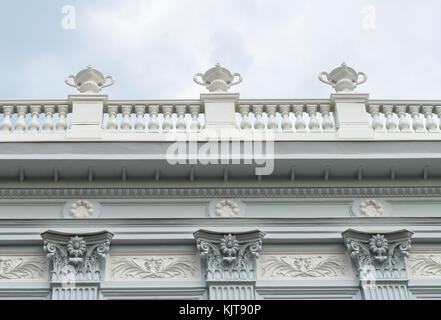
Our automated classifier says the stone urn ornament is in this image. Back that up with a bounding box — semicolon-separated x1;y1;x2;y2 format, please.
193;63;243;92
65;65;115;94
318;63;367;92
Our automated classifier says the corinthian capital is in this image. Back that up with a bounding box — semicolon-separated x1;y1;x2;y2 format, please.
41;230;113;283
342;229;413;281
194;229;265;282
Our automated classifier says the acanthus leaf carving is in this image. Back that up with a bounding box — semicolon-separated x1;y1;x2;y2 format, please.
110;256;198;280
194;229;265;282
408;254;441;277
342;229;413;281
0;257;46;280
260;255;346;278
41;230;113;283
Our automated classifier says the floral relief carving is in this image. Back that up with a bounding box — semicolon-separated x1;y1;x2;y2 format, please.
110;256;198;280
70;200;94;218
259;255;346;279
408;254;441;277
359;199;383;217
0;257;46;280
215;200;239;217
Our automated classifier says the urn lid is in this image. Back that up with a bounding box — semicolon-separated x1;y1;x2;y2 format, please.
327;62;358;83
202;63;234;84
73;65;106;86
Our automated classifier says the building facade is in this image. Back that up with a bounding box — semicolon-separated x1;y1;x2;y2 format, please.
0;63;440;300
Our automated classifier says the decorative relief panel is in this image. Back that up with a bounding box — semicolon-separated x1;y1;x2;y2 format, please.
0;256;47;281
108;255;200;281
407;253;441;279
258;254;351;280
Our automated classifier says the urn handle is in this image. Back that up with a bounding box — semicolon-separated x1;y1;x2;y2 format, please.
318;72;332;85
193;73;207;87
355;72;367;85
64;75;78;88
230;73;243;87
101;75;115;88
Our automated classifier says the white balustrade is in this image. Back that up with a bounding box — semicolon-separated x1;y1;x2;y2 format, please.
235;101;336;133
0;102;71;134
101;101;204;133
367;102;441;133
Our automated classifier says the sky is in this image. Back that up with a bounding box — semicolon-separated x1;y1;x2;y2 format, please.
0;0;440;100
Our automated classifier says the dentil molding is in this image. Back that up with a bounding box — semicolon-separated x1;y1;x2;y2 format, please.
1;186;441;199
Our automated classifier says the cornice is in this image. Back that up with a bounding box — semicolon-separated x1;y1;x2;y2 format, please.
0;186;439;199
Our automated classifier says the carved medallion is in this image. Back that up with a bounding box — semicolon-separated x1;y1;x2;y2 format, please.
359;199;383;217
215;200;239;217
70;200;94;218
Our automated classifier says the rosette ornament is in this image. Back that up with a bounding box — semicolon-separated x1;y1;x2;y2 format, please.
220;234;239;264
369;234;388;263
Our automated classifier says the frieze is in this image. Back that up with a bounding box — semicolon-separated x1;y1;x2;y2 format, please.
109;255;200;281
0;256;47;281
407;253;441;278
258;254;350;280
0;186;440;199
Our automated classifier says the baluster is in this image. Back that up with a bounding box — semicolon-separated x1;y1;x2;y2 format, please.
162;105;173;132
120;105;133;131
307;104;320;132
423;105;437;132
56;105;69;132
293;104;306;133
28;105;41;132
279;105;292;132
134;105;146;132
148;105;160;132
382;105;398;132
320;104;334;132
239;105;251;130
175;105;187;133
436;106;441;131
42;105;55;132
106;105;119;131
189;105;201;132
368;105;384;132
253;105;265;131
395;105;411;132
409;105;424;132
15;105;27;133
0;105;13;133
266;104;278;131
